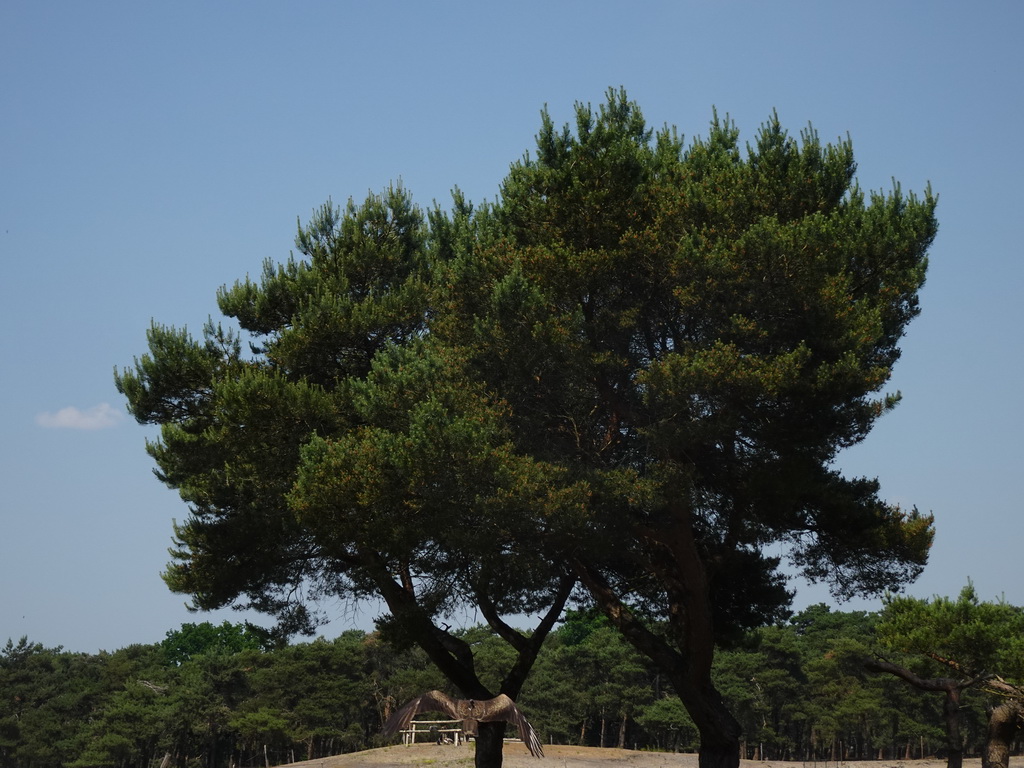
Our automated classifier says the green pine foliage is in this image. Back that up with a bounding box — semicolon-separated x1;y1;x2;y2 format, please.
3;599;1021;768
113;89;941;767
876;583;1024;678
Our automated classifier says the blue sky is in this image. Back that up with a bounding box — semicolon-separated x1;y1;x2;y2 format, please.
2;1;1021;653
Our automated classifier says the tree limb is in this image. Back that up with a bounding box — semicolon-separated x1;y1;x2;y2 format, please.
864;658;964;693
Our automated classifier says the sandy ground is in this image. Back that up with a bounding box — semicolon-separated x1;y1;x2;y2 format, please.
282;744;1024;768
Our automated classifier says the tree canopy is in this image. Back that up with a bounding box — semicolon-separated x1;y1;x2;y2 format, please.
117;89;937;768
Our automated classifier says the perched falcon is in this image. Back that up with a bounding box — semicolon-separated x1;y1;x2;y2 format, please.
383;689;544;758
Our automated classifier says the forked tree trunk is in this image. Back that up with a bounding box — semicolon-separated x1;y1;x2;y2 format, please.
370;566;574;768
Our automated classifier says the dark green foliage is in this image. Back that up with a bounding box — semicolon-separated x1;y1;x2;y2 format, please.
0;639;155;768
714;625;809;758
636;696;699;752
554;608;611;647
4;598;1024;768
0;625;436;768
115;90;939;768
447;90;936;767
480;91;936;608
115;188;573;755
528;624;654;749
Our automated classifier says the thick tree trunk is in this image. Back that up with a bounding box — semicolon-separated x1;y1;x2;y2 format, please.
474;721;506;768
982;700;1024;768
573;539;742;768
653;514;742;768
686;689;742;768
698;740;741;768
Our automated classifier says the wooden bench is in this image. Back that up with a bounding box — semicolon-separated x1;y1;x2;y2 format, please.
399;719;464;746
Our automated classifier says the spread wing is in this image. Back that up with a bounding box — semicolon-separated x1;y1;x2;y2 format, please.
382;690;461;738
476;694;544;758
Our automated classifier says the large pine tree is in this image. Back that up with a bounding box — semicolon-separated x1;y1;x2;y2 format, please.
118;90;937;768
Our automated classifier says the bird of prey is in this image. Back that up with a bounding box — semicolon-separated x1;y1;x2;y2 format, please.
383;690;544;758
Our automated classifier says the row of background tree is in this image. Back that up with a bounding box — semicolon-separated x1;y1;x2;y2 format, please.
3;586;1022;768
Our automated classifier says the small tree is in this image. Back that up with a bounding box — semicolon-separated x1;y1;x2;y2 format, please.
868;584;1024;768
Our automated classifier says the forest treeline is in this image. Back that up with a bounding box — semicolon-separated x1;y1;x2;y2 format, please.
2;603;1020;768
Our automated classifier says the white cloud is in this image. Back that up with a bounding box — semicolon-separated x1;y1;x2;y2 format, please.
36;403;124;430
